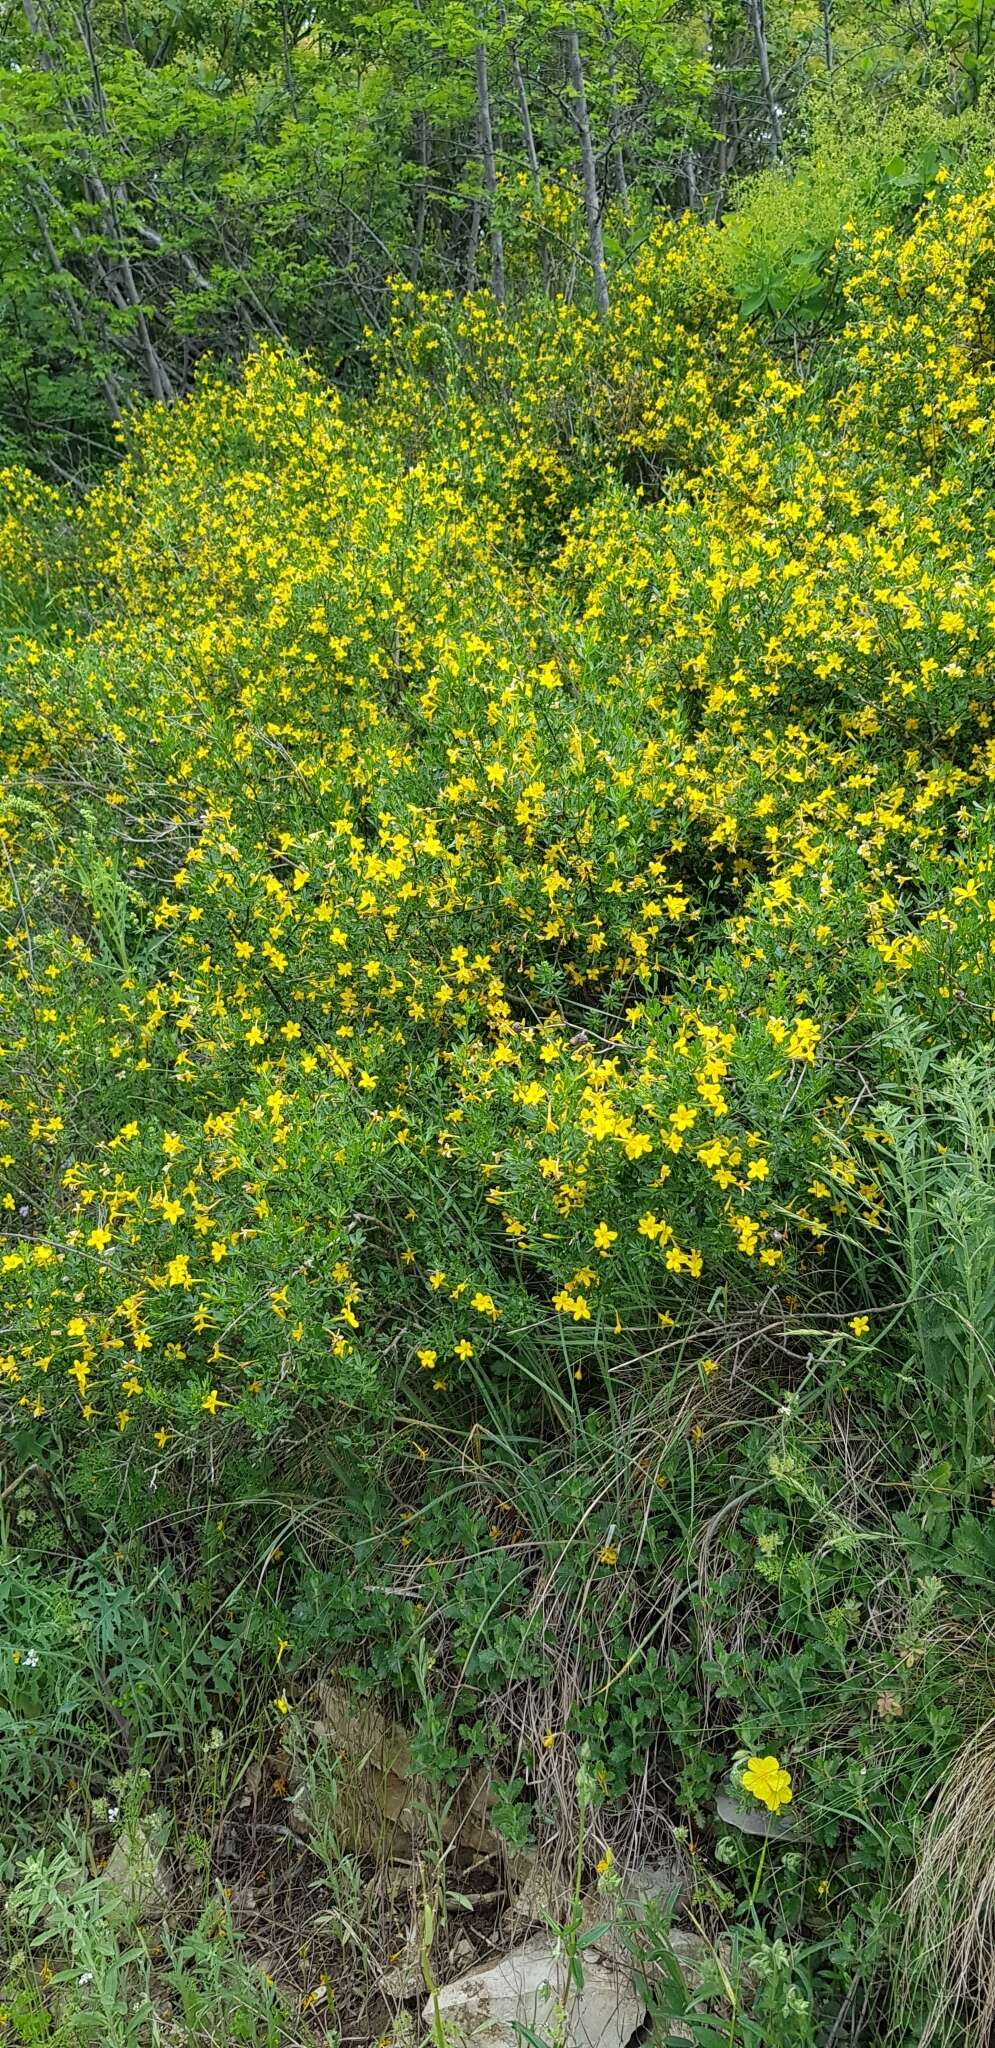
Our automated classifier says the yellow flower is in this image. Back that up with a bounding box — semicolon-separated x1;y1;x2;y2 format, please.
553;1288;591;1321
201;1388;224;1415
166;1253;192;1287
593;1222;617;1253
599;1545;618;1566
786;1017;820;1063
741;1754;793;1815
849;1314;869;1336
273;1695;290;1715
596;1848;614;1876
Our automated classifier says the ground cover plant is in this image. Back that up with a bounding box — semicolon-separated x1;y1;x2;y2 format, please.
5;44;995;2048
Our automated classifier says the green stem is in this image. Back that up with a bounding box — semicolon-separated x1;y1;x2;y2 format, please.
748;1836;768;1914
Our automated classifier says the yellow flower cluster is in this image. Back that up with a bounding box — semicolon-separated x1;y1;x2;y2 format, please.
0;169;992;1456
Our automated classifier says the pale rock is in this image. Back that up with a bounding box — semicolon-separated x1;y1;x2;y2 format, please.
425;1938;645;2048
714;1791;795;1840
314;1685;501;1859
316;1685;419;1850
623;1858;683;1914
506;1855;569;1934
380;1942;423;2005
570;1855;683;1968
101;1821;170;1921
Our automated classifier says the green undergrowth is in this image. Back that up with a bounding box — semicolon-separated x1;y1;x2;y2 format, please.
5;135;995;2048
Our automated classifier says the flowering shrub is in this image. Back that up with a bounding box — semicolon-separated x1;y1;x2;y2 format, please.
5;154;995;2048
2;172;995;1492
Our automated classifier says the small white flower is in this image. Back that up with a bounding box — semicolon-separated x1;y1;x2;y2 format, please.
24;1649;38;1668
79;1972;94;1987
107;1804;119;1822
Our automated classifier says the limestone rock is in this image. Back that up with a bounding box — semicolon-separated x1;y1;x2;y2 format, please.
715;1791;795;1840
315;1684;419;1850
425;1939;645;2048
506;1855;569;1934
313;1684;501;1859
101;1821;170;1922
623;1857;682;1914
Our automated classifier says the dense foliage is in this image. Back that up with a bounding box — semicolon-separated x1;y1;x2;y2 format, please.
6;11;995;2046
3;0;995;472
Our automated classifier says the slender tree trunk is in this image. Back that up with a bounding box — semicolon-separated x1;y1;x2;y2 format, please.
745;0;781;160
713;84;729;214
465;112;482;294
411;110;431;281
88;168;175;401
465;194;482;290
713;99;738;220
608;59;630;219
21;0;176;402
613;141;630;214
29;198;122;416
564;25;609;320
474;39;505;304
684;147;700;213
280;1;299;110
509;37;540;182
821;0;833;72
500;3;549;293
20;0;47;39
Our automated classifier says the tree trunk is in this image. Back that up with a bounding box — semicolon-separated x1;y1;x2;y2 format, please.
29;198;122;417
564;26;609;320
613;141;630;214
465;112;482;295
280;1;299;110
510;38;541;183
745;0;781;160
87;168;175;401
411;110;431;282
499;3;549;293
474;40;505;304
608;60;630;219
684;147;700;213
821;0;833;72
21;0;176;402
